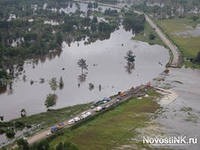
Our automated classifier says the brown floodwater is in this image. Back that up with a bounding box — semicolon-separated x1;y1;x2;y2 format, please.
0;27;169;120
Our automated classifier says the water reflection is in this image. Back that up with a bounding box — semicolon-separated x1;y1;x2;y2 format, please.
78;73;87;83
0;27;169;120
0;86;6;94
125;61;135;74
89;83;94;91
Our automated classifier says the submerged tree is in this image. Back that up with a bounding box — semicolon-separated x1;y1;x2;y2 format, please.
77;58;88;74
59;77;64;90
45;94;57;108
125;50;136;63
124;50;135;74
78;73;87;83
20;109;27;117
49;77;58;93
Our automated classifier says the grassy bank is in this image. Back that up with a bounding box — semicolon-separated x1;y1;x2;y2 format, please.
0;103;91;141
13;103;91;128
133;22;164;46
156;17;200;68
45;89;161;150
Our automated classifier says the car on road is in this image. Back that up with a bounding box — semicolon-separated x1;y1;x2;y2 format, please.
68;119;75;125
50;126;58;133
74;117;81;122
94;106;103;112
46;132;51;136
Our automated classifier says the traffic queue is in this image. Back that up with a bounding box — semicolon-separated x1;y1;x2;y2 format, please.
49;93;126;134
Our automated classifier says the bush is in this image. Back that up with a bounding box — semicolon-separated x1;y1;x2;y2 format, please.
17;138;29;150
149;33;156;40
194;51;200;63
45;94;57;108
14;121;25;129
0;128;5;134
5;129;15;138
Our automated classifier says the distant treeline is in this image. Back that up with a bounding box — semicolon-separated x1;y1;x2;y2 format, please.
0;0;121;85
133;0;200;18
123;11;145;34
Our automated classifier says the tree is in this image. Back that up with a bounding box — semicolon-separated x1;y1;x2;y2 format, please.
77;58;88;74
195;51;200;63
45;94;57;108
149;33;156;40
88;2;93;9
124;50;135;74
59;77;64;90
49;77;57;93
17;138;29;150
125;50;135;63
5;128;15;138
20;108;26;117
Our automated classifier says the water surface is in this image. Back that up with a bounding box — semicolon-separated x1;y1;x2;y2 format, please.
0;27;169;120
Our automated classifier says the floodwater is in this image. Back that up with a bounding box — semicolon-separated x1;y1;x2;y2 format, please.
0;27;169;120
154;68;200;150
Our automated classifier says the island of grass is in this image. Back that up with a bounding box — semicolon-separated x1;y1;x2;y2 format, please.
156;16;200;68
20;88;162;150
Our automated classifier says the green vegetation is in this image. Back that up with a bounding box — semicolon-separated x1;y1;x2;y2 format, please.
17;138;29;150
0;103;91;141
194;52;200;64
124;50;135;73
133;22;164;46
123;11;145;34
157;17;200;68
39;89;160;150
5;128;15;139
77;58;88;74
22;140;78;150
125;50;136;63
45;94;57;108
55;141;78;150
132;0;200;19
49;78;58;93
0;0;121;86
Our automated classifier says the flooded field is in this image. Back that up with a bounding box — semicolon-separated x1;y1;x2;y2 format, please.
154;68;200;150
0;27;169;120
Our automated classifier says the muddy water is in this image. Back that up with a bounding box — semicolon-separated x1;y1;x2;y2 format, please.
154;68;200;150
0;27;169;120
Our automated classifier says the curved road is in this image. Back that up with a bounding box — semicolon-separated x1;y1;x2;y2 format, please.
7;2;183;148
144;14;182;68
